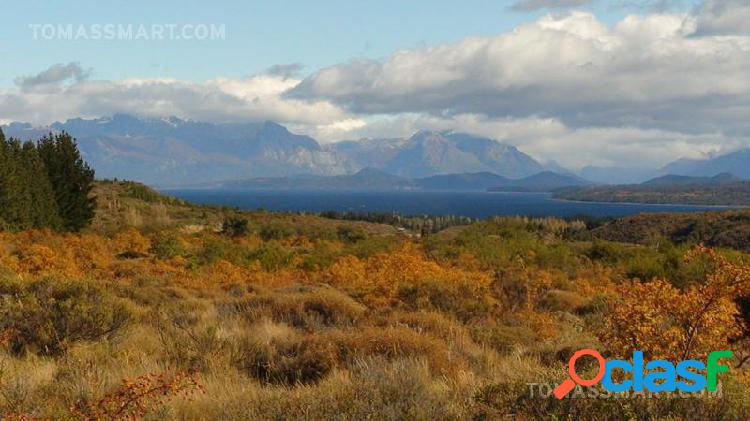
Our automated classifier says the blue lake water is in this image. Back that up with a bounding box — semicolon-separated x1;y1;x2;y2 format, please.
162;190;742;219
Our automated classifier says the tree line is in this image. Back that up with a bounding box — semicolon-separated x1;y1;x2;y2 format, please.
0;128;95;231
318;210;474;234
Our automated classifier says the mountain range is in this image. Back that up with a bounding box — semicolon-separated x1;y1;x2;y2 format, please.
3;114;750;188
661;149;750;180
1;115;545;187
209;168;590;192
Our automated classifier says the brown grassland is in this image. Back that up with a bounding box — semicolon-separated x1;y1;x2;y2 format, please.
0;181;749;420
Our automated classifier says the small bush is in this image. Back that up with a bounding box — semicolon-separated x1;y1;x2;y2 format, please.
199;237;249;265
0;276;133;356
249;242;292;271
238;334;338;386
540;289;587;313
221;216;250;238
236;327;461;386
259;221;295;241
150;233;187;259
228;286;366;329
337;226;367;243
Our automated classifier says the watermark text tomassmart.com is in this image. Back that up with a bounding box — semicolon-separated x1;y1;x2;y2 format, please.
29;23;226;41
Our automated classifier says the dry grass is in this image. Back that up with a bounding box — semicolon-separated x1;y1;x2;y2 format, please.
0;183;748;419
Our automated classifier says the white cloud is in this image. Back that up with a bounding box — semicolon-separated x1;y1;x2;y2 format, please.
4;6;750;170
695;0;750;35
290;11;750;138
0;66;354;129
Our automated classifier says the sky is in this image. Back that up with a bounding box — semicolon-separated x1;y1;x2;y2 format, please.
1;0;749;169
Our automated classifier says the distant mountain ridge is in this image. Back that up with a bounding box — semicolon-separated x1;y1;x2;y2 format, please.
641;173;743;187
662;149;750;179
205;168;588;192
489;171;592;192
331;130;544;178
555;172;750;206
1;114;545;187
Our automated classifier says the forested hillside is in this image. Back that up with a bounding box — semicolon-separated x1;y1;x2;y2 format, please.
588;209;750;251
556;177;750;206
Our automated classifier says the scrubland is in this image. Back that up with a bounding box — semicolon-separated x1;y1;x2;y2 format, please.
0;182;749;420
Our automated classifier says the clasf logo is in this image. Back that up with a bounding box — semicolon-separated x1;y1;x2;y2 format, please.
553;349;732;399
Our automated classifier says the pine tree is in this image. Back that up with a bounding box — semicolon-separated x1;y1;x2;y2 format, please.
0;128;10;229
20;141;62;229
38;132;96;231
0;134;31;229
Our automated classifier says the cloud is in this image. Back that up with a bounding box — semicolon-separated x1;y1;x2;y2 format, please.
511;0;592;11
615;0;688;12
4;7;750;170
695;0;750;35
290;11;750;138
14;62;90;92
266;63;305;79
0;72;354;130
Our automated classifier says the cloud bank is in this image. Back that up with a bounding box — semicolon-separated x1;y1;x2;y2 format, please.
2;1;749;169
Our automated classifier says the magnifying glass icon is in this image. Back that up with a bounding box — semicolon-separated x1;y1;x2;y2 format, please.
553;349;606;399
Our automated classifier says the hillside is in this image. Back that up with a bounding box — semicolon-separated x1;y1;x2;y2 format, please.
212;168;416;191
641;173;742;186
90;180;400;237
488;171;592;192
0;180;749;419
588;209;750;251
416;172;509;190
555;174;750;206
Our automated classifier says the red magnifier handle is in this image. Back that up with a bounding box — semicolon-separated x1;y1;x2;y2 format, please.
553;378;576;399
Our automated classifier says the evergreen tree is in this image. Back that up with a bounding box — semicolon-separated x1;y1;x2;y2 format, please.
38;132;96;231
21;141;62;229
0;134;30;229
0;128;11;229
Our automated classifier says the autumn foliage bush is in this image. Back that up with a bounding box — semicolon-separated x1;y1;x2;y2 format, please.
71;371;203;420
601;246;750;361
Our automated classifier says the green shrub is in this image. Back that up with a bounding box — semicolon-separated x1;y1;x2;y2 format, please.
199;237;249;265
150;233;187;259
259;221;295;241
337;226;367;243
0;276;133;356
221;216;250;238
250;242;293;271
123;182;162;203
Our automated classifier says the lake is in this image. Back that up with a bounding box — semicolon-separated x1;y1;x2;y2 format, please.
162;190;741;219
